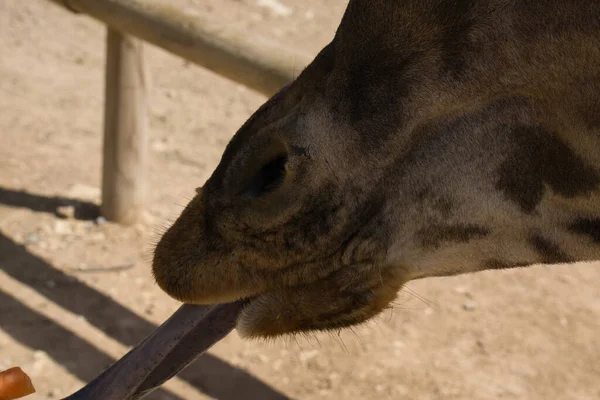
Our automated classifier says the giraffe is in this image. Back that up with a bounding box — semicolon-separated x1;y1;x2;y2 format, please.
152;0;600;339
59;1;600;398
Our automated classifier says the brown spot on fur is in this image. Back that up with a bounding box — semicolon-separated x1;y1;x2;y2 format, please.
333;49;421;147
569;218;600;244
529;234;571;264
327;0;426;148
572;75;600;130
436;0;476;77
483;259;530;270
415;189;454;218
418;224;489;249
496;125;600;213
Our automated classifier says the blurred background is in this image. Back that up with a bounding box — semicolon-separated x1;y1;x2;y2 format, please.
0;0;598;399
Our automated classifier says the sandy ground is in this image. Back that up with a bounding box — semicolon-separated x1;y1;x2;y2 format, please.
0;0;599;399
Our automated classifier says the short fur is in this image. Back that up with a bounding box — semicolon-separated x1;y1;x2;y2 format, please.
153;0;600;338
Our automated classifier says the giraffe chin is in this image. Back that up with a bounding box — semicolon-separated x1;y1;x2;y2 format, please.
162;264;406;339
235;283;402;339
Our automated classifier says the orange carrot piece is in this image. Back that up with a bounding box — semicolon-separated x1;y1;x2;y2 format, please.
0;367;36;400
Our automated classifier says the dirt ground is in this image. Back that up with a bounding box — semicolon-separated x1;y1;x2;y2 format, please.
0;0;599;399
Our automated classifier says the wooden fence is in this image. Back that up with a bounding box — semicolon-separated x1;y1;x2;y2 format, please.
47;0;312;224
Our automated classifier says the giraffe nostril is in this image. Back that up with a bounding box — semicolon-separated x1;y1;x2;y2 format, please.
246;154;288;198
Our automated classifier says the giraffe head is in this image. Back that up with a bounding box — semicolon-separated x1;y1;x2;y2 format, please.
153;0;600;338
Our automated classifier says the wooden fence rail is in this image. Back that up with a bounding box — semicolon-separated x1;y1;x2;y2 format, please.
47;0;313;223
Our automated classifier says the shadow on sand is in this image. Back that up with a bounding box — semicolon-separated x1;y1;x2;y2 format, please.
0;187;289;400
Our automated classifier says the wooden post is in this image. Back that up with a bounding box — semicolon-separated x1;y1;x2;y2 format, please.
101;29;148;224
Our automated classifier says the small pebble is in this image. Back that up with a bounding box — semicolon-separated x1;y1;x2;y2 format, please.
308;356;328;371
56;205;76;219
299;349;319;363
33;350;49;361
151;139;169;152
144;304;155;316
462;301;477;311
256;354;269;363
230;356;243;366
476;339;487;353
25;233;40;244
134;224;147;236
256;0;293;17
95;216;107;225
558;274;576;284
53;220;72;235
272;359;283;371
77;263;88;270
314;377;332;390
